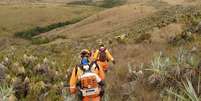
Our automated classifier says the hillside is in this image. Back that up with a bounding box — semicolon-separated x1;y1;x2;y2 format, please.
1;0;201;101
0;0;103;4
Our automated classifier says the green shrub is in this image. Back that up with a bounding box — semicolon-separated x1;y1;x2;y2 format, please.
167;78;200;101
15;17;85;40
0;84;13;101
31;37;50;44
67;0;93;5
101;0;126;8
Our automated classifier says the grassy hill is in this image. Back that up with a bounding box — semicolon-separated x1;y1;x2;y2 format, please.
1;0;201;101
0;4;103;37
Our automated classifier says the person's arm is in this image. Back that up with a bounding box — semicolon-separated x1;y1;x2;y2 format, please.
93;50;99;61
105;49;115;64
69;67;78;94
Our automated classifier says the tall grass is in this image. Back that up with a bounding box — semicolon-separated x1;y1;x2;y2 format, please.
146;52;171;76
0;84;13;101
167;78;200;101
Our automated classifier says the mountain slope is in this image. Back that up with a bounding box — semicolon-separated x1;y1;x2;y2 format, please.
1;0;201;101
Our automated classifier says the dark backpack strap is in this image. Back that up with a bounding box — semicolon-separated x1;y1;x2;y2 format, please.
75;65;78;76
75;64;84;76
90;61;100;71
95;61;100;70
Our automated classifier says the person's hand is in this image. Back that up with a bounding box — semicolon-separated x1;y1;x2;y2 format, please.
99;88;105;97
112;60;116;64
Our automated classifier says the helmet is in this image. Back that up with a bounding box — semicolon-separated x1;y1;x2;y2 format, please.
99;46;106;52
97;40;104;47
80;49;90;57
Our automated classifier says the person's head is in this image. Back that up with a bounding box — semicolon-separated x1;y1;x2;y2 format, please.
80;49;90;58
98;41;104;47
97;40;104;47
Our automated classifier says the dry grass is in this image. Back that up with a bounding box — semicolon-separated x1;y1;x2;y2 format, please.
0;4;103;37
37;4;156;44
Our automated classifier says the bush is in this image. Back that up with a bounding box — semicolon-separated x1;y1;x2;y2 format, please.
15;17;84;40
32;37;50;44
0;84;14;101
168;31;194;46
67;0;93;5
101;0;126;8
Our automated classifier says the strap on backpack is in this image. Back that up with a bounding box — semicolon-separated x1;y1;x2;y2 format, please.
75;64;85;76
90;61;100;71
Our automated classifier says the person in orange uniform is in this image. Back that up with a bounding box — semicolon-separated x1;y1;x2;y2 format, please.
69;49;105;101
93;42;115;72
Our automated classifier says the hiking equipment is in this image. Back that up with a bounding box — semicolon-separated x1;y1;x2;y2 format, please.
98;41;104;47
81;49;90;58
79;72;101;98
98;47;108;62
81;57;89;65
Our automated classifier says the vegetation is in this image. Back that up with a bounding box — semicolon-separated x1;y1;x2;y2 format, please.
0;52;70;100
0;4;103;37
101;0;126;8
145;48;201;100
15;17;85;39
1;0;201;101
0;84;14;101
67;0;126;8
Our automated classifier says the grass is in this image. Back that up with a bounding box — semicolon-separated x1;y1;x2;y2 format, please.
0;50;72;100
167;78;200;101
0;1;201;101
146;52;171;76
0;4;103;37
0;84;13;101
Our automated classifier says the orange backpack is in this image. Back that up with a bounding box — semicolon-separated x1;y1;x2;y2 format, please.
81;75;98;89
80;74;100;97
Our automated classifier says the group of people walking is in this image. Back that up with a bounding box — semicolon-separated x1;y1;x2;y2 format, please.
69;41;115;101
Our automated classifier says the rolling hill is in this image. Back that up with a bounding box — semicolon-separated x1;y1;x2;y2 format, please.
1;0;201;101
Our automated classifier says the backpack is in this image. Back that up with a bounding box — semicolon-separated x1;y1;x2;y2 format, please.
98;48;108;62
80;75;98;89
79;73;100;97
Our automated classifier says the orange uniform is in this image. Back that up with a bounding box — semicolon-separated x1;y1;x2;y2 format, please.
82;96;101;101
69;49;105;101
93;48;114;71
69;63;105;94
80;72;102;101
